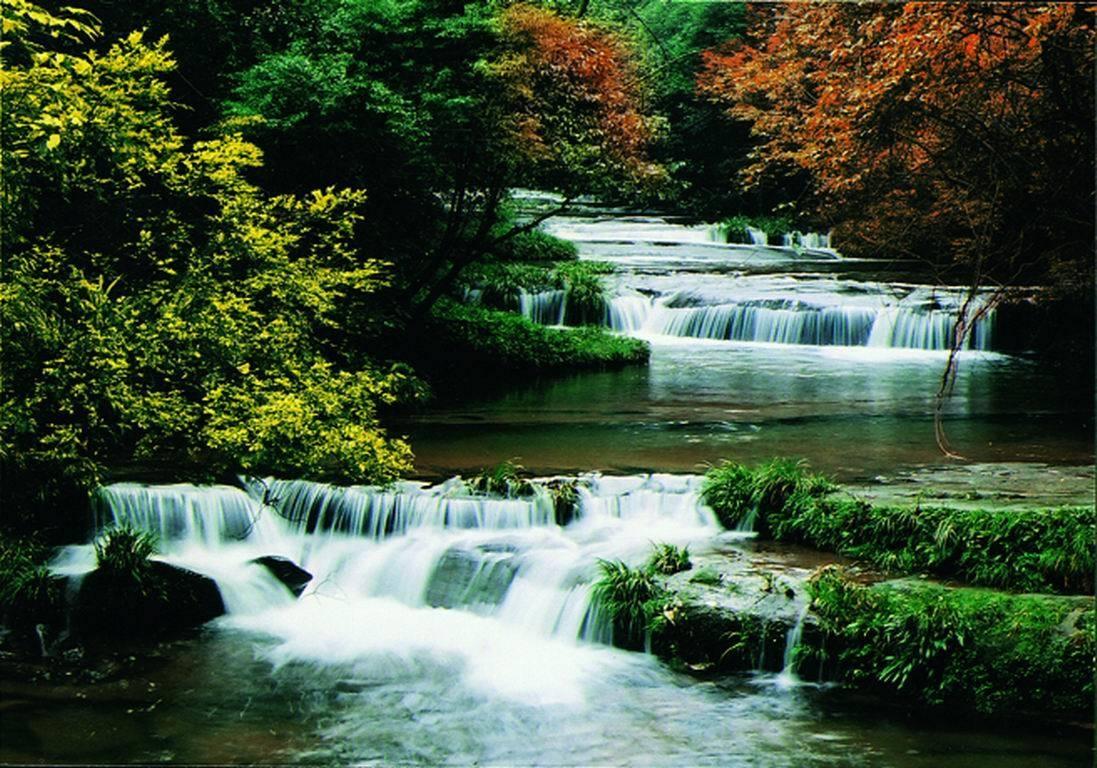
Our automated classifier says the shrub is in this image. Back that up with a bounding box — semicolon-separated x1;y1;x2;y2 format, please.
719;215;796;244
545;478;581;526
467;460;535;498
703;459;1094;594
700;458;833;535
0;536;64;633
94;526;159;596
420;300;649;383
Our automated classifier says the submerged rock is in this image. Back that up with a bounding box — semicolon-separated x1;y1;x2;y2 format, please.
73;561;225;644
251;556;312;598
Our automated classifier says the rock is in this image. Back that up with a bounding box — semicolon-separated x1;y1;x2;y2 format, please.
74;561;225;644
425;547;517;609
251;556;312;598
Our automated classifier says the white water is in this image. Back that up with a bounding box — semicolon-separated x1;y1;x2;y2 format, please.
63;476;723;705
523;216;997;352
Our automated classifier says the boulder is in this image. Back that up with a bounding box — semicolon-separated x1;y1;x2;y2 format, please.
251;555;312;598
73;561;225;644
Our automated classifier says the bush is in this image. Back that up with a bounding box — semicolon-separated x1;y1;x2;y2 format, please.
0;536;64;635
94;526;158;597
550;261;615;325
420;300;649;383
700;458;833;535
467;460;535;497
648;543;691;575
495;229;578;262
807;566;1095;717
719;214;796;244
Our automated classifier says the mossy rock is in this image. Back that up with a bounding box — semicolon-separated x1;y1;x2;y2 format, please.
74;561;225;645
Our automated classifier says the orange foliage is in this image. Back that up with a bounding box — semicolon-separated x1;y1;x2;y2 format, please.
699;2;1093;288
491;3;664;188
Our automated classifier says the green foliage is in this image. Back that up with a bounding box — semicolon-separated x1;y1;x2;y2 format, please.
549;261;614;325
807;566;1095;716
700;458;833;534
467;460;535;498
703;459;1094;594
591;559;667;650
1;11;416;530
545;478;581;526
718;215;796;244
494;229;578;263
779;496;1095;595
420;300;648;383
93;526;158;596
648;543;691;575
0;535;64;630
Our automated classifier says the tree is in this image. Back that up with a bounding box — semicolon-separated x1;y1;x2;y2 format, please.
1;3;415;534
698;3;1094;454
699;3;1093;293
222;0;664;319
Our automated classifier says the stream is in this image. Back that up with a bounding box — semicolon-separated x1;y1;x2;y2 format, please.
5;214;1092;766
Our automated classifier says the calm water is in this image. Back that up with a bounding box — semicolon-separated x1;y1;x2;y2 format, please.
403;215;1091;480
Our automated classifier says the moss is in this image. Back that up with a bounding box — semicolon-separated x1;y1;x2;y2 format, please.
702;459;1095;594
807;566;1095;717
420;299;649;382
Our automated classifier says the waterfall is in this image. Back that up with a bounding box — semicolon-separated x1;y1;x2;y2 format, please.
599;295;995;351
518;289;568;325
775;603;810;688
68;474;720;652
747;226;768;246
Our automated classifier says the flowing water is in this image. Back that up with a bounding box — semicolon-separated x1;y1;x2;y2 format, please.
6;213;1092;765
405;214;1091;479
6;478;1089;765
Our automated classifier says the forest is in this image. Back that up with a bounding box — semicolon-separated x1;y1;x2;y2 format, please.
1;1;1094;765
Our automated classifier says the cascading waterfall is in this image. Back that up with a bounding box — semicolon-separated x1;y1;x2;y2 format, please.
598;295;995;351
518;289;568;325
65;475;720;659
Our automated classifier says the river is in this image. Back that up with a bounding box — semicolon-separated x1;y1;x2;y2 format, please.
6;214;1092;766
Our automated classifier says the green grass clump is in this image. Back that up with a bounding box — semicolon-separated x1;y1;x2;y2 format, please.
719;215;796;243
780;495;1095;594
0;535;64;633
702;458;1093;594
590;559;667;650
423;300;648;379
495;229;578;262
467;460;535;498
94;526;159;596
807;565;1095;717
701;458;834;534
648;543;692;575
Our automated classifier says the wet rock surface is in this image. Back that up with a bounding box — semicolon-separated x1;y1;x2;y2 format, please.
251;556;312;598
848;463;1094;509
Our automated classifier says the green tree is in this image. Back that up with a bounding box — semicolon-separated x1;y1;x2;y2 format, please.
1;3;414;535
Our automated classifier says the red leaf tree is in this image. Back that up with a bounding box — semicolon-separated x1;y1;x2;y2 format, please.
699;3;1093;297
